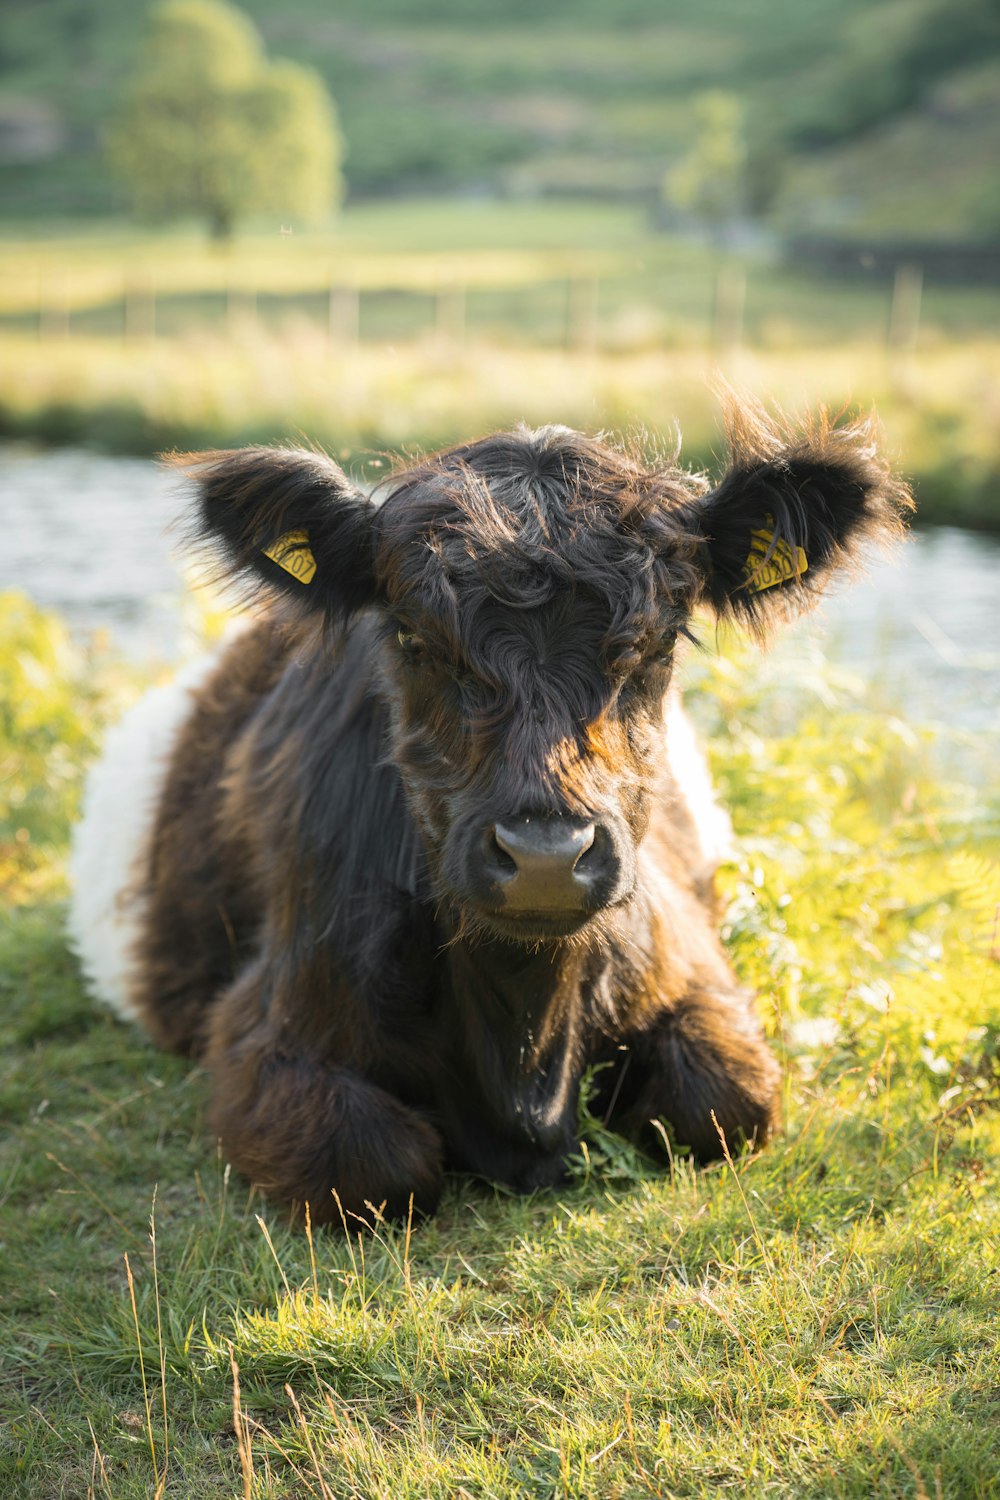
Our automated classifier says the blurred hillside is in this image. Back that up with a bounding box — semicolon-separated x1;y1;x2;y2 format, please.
2;0;999;235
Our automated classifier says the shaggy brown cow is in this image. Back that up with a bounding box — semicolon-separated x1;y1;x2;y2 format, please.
69;402;909;1225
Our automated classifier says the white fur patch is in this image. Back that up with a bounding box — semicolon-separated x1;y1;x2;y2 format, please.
664;695;733;872
67;650;222;1025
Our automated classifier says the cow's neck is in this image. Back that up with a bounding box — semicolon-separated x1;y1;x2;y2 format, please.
441;933;594;1153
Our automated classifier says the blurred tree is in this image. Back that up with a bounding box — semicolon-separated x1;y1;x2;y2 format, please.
744;133;787;221
663;91;747;241
107;0;342;238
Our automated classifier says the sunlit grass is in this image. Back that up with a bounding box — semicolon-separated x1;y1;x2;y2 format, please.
0;204;672;313
2;327;999;527
0;595;998;1496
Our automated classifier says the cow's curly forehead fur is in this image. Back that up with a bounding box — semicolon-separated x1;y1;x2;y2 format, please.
373;426;705;662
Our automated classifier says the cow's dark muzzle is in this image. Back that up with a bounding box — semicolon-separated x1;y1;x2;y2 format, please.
442;804;633;939
466;811;618;919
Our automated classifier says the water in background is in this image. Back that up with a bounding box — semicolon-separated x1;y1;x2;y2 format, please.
3;445;184;659
2;443;998;736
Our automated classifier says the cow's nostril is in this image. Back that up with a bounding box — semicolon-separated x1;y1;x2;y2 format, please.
493;824;518;865
573;828;600;873
571;823;597;870
487;828;518;876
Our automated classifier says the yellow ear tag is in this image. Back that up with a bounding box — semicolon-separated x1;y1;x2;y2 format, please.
743;519;807;593
262;529;317;585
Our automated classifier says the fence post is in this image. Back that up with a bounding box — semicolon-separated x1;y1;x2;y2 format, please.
711;263;745;358
888;263;922;356
328;282;359;350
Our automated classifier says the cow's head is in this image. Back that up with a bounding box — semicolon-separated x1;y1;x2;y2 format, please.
178;402;910;943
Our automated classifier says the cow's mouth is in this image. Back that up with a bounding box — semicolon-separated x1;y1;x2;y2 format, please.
475;907;596;943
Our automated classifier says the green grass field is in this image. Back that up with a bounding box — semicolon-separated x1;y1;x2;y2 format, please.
4;203;999;343
1;594;998;1498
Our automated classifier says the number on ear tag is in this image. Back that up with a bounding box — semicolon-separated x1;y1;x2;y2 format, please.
262;530;317;585
744;520;807;593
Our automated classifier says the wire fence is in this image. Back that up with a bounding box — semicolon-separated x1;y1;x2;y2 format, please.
5;263;931;356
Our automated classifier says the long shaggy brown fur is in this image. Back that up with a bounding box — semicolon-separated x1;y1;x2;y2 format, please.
102;405;913;1225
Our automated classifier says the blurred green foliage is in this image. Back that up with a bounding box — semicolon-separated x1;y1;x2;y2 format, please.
106;0;341;238
0;593;138;897
1;0;999;234
0;595;96;848
663;91;747;238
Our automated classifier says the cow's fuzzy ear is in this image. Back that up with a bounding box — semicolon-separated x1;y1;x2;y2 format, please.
172;446;379;619
685;399;913;633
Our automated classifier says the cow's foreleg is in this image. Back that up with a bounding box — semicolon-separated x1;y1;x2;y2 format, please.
601;989;781;1162
202;981;444;1226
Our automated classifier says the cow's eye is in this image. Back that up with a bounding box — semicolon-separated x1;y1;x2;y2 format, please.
648;646;673;668
643;637;676;670
616;637;677;696
397;629;425;658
